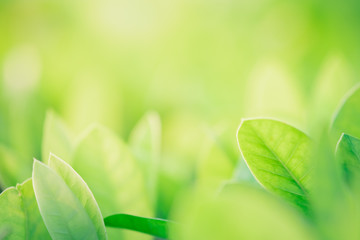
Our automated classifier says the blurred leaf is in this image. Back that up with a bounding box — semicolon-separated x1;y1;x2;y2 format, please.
129;111;161;206
41;110;73;163
244;61;306;126
237;119;312;210
195;124;258;192
32;160;101;240
0;179;51;240
331;84;360;141
0;145;29;188
173;184;316;240
48;154;107;240
336;134;360;186
72;125;151;239
158;114;208;218
196;132;234;193
310;56;353;130
311;130;360;240
63;74;123;135
104;214;171;239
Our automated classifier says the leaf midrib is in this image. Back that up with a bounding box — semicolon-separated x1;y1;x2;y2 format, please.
249;124;308;196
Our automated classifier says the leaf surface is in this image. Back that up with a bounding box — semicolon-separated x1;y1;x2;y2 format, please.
104;214;171;239
48;154;107;239
129;112;161;206
33;160;103;240
0;179;51;240
332;84;360;140
72;125;151;239
237;119;312;209
336;133;360;185
42;110;73;163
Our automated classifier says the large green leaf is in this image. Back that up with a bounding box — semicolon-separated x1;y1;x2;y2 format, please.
331;84;360;140
0;179;51;240
173;184;316;240
72;125;152;239
41;110;73;163
104;214;171;239
32;160;103;240
48;154;107;240
336;133;360;185
129;112;161;206
237;119;313;209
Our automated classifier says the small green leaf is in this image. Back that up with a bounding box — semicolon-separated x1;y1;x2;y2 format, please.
0;179;51;240
72;125;152;239
73;126;151;216
48;154;107;240
237;119;313;209
42;110;73;163
129;112;161;206
336;133;360;185
332;84;360;140
32;160;102;240
104;214;172;239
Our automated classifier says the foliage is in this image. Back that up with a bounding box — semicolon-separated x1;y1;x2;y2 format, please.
1;85;360;239
2;1;360;239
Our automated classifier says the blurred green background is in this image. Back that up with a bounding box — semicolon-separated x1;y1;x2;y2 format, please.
1;0;360;218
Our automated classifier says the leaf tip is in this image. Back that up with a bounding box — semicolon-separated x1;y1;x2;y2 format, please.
48;152;62;165
32;159;48;178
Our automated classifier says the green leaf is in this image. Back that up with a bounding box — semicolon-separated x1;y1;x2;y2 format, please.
336;133;360;185
104;214;172;239
0;179;51;240
32;160;104;240
312;132;360;240
41;110;73;163
48;154;107;240
332;84;360;140
72;125;152;239
129;112;161;206
173;184;316;240
237;119;313;209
